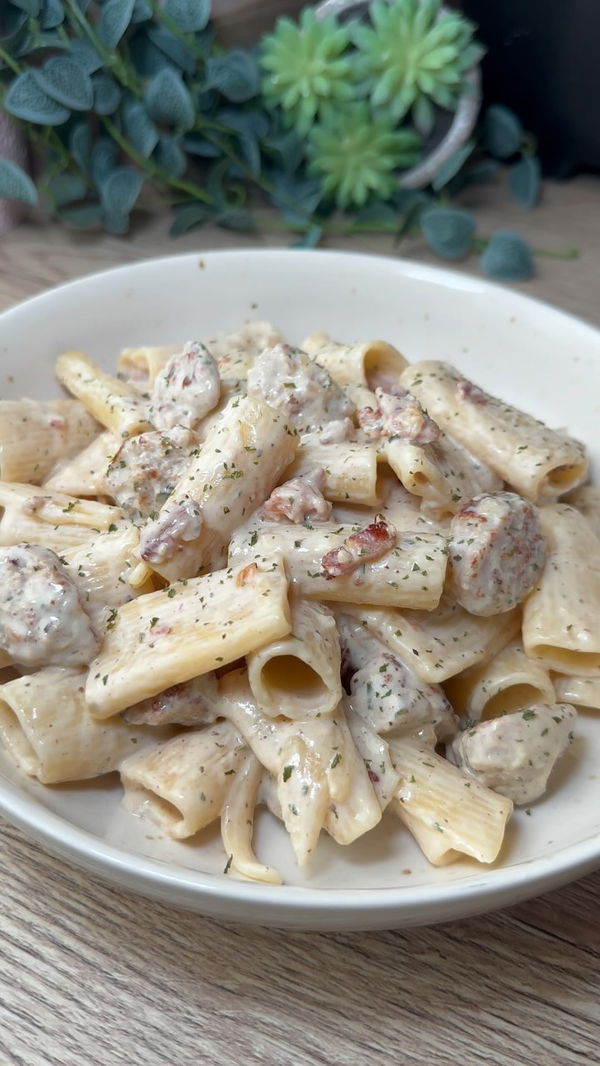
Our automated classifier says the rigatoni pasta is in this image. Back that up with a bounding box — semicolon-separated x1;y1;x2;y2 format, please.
0;318;589;884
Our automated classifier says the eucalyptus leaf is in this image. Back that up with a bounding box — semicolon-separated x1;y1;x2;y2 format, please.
463;159;498;186
264;129;305;175
129;34;178;77
146;68;195;129
206;158;231;206
163;0;210;32
147;26;196;75
98;0;135;50
420;207;475;259
483;105;523;160
46;171;87;207
122;100;159;157
40;0;64;29
91;137;119;184
292;225;322;248
69;39;103;75
154;136;187;178
508;155;540;209
10;0;41;15
480;231;534;281
205;51;259;103
269;169;322;225
431;140;474;191
170;202;213;236
0;159;38;205
58;202;102;228
100;167;143;216
354;202;398;226
131;0;153;22
22;31;69;53
218;108;269;140
1;7;28;41
102;211;130;235
5;71;70;125
92;73;122;115
36;56;93;111
182;133;220;158
218;208;255;231
70;121;92;173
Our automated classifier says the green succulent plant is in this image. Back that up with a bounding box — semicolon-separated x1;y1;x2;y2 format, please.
307;103;420;208
353;0;484;135
260;9;353;135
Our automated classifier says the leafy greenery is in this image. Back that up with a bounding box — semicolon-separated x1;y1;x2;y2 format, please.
0;0;553;281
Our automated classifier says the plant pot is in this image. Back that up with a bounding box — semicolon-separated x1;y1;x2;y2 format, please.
315;0;481;189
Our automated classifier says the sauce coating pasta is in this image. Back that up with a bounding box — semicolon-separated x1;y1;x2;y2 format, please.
0;324;589;883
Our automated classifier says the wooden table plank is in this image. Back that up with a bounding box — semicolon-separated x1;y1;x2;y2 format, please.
0;177;599;1066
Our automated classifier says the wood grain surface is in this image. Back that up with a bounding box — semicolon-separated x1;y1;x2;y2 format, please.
1;177;600;1066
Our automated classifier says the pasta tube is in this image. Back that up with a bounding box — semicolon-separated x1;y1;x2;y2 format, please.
0;399;98;484
0;482;125;552
221;753;283;884
117;344;180;384
121;721;248;839
55;350;152;437
0;667;159;784
552;676;600;710
402;360;588;502
523;504;600;675
247;598;342;719
338;597;521;682
388;739;513;865
139;394;297;581
384;430;502;517
284;441;379;506
219;673;381;861
62;523;153;628
86;555;291;718
445;640;555;721
230;523;448;610
44;430;119;497
302;333;407;389
565;484;600;539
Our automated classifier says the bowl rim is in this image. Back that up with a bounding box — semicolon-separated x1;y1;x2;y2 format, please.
1;246;600;923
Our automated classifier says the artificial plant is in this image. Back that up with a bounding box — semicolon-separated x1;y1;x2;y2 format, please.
0;0;561;280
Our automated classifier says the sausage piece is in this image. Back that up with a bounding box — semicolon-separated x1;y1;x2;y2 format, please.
0;544;99;667
151;341;220;431
122;675;218;726
106;426;199;520
262;469;332;525
358;387;439;444
350;651;457;741
449;703;576;804
247;344;355;435
448;491;546;615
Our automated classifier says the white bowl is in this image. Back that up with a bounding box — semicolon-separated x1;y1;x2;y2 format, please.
1;249;599;931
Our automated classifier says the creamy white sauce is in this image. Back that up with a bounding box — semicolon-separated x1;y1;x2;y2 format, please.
450;703;576;804
0;544;99;667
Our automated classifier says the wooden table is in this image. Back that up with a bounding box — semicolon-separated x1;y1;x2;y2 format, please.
1;177;599;1066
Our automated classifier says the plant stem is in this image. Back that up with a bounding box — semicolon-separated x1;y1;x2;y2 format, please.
62;0;142;95
101;116;213;205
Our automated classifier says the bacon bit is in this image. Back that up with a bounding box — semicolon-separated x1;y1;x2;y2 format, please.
456;379;488;405
236;562;258;587
358;388;439;444
48;416;66;430
367;768;380;784
263;469;332;524
321;515;397;579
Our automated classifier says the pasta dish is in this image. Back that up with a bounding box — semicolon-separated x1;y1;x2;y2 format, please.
0;320;595;884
